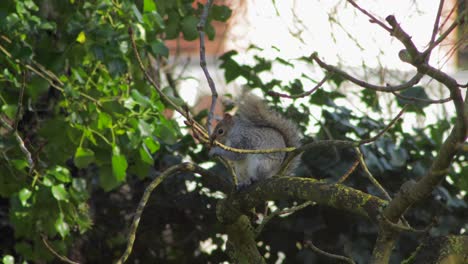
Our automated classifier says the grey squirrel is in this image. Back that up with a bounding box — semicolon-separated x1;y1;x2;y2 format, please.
208;95;301;188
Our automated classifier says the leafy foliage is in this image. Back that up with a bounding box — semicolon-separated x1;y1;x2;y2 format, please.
0;0;466;263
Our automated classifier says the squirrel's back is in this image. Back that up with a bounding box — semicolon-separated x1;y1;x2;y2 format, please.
236;94;301;175
237;95;301;148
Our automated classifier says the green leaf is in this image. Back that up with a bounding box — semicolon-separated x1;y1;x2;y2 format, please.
143;0;156;12
76;31;86;44
150;41;169;58
51;184;69;201
2;255;14;264
396;86;431;115
55;215;70;239
138;119;153;137
99;166;121;191
139;145;153;164
1;104;17;119
181;15;199;41
112;146;128;182
49;166;71;183
11;159;28;170
144;137;160;153
18;188;32;206
131;89;153;108
98;112;112;129
74;147;95;168
211;5;232;22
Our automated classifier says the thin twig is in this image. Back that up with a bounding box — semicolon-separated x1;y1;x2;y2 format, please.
391;90;451;104
116;162;228;264
355;147;392;201
425;8;466;55
305;240;356;264
0;117;34;175
128;27;187;117
346;0;391;33
429;0;445;47
197;0;218;136
280;104;407;176
256;201;313;237
41;235;80;264
310;53;423;92
14;70;26;130
359;104;408;145
336;159;360;184
379;214;432;234
268;75;328;99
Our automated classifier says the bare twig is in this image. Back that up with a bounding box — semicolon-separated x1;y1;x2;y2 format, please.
336;159;360;184
116;162;227;264
346;0;391;33
425;8;466;55
310;53;423;92
359;105;408;145
0;117;34;175
355;147;392;201
379;214;433;234
305;240;356;264
391;90;451;104
255;201;313;237
14;71;26;130
429;0;445;47
386;16;422;62
280;105;407;176
197;0;218;135
41;235;80;264
129;27;187;117
268;75;328;99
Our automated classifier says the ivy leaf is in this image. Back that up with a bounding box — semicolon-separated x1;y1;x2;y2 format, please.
76;31;86;44
211;5;232;22
55;215;70;239
2;255;14;264
150;40;169;58
131;89;153;108
98;112;112;129
144;137;160;153
51;184;69;202
48;166;71;183
18;188;32;206
181;15;198;41
396;86;430;115
74;147;95;169
1;104;17;119
112;146;128;182
139;145;154;164
143;0;156;12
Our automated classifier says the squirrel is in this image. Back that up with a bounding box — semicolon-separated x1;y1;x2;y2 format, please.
208;94;301;188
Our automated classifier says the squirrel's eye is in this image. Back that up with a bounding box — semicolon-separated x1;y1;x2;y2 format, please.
217;128;224;134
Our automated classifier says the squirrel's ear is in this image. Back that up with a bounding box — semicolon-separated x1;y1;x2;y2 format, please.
223;113;232;120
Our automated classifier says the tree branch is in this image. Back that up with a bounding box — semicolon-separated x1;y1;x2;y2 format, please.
305;240;356;264
197;0;218;135
268;74;328;99
310;53;423;92
116;162;229;264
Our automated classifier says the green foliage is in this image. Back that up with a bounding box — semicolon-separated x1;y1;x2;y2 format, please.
0;0;231;262
0;0;465;263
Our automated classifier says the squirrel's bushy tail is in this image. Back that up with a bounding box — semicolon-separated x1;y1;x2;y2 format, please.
237;94;302;175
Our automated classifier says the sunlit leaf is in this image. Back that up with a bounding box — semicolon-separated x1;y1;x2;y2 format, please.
76;31;86;44
74;147;95;168
51;184;69;201
55;215;70;239
112;146;127;182
18;188;32;206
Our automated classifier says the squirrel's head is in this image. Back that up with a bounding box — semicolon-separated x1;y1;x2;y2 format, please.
210;113;234;145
